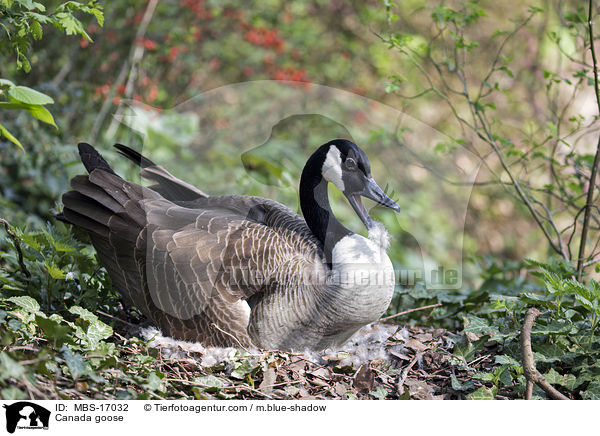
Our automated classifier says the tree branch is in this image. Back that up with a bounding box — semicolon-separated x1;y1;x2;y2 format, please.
520;307;569;400
576;0;600;280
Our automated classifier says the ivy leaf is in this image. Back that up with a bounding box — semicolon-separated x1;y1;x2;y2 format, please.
193;375;226;392
494;354;521;368
61;346;87;380
467;386;496;400
450;374;475;391
8;296;40;313
35;314;71;346
369;387;388;400
544;368;577;391
1;387;26;400
0;353;25;381
142;372;164;391
531;320;573;335
69;306;113;348
231;359;257;379
581;381;600;400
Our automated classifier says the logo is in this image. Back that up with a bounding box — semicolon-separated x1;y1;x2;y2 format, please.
2;402;50;434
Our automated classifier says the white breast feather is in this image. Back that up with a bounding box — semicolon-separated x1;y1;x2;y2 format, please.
331;221;395;291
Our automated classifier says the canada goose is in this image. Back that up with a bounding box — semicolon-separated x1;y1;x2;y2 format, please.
61;140;400;351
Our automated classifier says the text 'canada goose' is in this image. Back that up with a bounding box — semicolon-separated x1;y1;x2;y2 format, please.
60;140;401;351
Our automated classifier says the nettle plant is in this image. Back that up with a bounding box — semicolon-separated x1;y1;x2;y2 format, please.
0;0;103;148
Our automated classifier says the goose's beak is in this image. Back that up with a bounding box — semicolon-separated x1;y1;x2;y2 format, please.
346;177;400;229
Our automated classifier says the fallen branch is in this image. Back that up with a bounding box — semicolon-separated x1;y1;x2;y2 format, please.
380;303;442;322
520;307;569;400
0;218;30;277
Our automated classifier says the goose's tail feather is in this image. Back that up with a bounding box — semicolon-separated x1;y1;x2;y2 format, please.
113;143;208;202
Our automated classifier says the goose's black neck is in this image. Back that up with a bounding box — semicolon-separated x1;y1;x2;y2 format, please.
300;146;352;264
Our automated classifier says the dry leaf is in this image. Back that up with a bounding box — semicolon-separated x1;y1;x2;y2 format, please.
353;364;375;392
465;331;481;342
406;338;428;352
415;332;433;342
405;378;435;400
259;366;277;394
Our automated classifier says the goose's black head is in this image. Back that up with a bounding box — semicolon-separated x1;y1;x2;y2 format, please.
300;139;400;252
318;139;399;227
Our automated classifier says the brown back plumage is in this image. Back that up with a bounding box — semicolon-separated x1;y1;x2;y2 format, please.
62;143;326;348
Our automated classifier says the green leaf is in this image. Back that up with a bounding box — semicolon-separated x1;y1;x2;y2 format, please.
369;387;388;400
0;78;15;87
0;122;24;150
498;367;513;386
193;375;226;392
7;296;40;313
544;368;577;391
0;102;27;110
24;104;57;128
55;12;90;40
467;386;496;400
8;86;54;105
43;230;73;251
581;381;600;400
0;352;25;381
450;374;475;391
531;320;573;335
463;315;500;338
24;12;52;24
61;347;87;379
69;306;113;347
19;231;44;251
494;355;521;368
30;20;42;39
45;260;66;279
231;358;257;379
1;386;27;400
35;314;71;346
142;372;164;391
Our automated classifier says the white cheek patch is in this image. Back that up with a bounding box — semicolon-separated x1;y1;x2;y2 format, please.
321;146;345;192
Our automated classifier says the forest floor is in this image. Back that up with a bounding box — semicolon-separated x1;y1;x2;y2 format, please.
3;304;508;400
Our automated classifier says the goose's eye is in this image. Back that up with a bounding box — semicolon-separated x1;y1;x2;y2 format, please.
345;158;357;171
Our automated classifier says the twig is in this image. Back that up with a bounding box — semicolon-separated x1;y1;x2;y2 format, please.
520;307;569;400
396;353;419;393
0;218;30;277
380;303;442;322
583;254;600;267
96;310;138;328
577;0;600;280
210;323;252;353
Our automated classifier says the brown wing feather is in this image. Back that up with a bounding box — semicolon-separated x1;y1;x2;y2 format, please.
63;164;323;347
